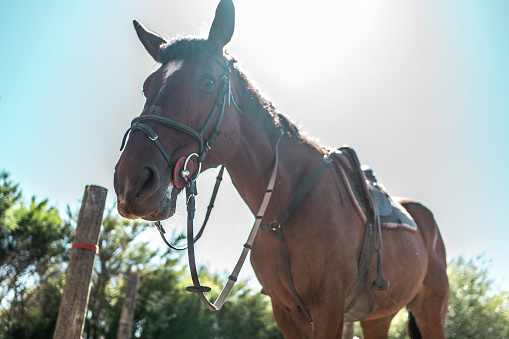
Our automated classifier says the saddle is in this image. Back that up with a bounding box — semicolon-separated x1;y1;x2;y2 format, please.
354;165;416;232
331;146;417;322
261;146;417;323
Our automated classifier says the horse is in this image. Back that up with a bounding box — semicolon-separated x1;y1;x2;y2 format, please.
113;1;449;338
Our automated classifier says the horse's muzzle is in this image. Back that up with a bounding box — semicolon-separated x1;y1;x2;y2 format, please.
114;159;179;221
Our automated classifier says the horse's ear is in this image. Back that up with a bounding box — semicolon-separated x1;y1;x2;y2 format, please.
133;20;167;62
207;0;235;53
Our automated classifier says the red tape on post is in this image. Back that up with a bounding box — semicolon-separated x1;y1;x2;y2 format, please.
71;242;99;254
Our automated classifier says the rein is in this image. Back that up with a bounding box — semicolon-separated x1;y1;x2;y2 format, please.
185;135;281;311
154;165;225;251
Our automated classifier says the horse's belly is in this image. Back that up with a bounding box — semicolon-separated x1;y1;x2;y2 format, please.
370;229;428;317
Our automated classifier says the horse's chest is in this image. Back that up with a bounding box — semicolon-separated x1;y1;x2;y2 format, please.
249;225;346;299
250;229;302;299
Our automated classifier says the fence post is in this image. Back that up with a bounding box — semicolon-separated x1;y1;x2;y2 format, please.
53;185;107;339
117;271;140;339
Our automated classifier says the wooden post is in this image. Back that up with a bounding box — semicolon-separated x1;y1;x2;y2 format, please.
117;271;140;339
53;185;107;339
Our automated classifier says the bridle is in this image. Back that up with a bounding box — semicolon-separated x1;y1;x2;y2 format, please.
120;53;240;253
120;53;242;186
119;52;270;311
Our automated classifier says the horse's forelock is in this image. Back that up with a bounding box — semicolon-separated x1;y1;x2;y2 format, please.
158;38;209;65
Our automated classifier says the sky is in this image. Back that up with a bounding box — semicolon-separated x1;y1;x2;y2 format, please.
1;0;508;292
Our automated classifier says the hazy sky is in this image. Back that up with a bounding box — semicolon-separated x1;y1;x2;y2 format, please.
1;0;508;290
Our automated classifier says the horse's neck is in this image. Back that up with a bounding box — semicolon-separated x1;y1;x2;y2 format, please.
225;106;324;221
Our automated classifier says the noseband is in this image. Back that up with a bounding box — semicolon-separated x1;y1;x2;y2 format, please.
119;53;242;184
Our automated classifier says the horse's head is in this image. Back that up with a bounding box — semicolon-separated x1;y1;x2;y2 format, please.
114;0;241;220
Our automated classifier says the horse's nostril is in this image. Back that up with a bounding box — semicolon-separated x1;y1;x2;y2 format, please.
137;166;159;199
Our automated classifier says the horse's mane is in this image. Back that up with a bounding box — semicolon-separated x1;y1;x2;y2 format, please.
159;37;313;145
232;65;303;141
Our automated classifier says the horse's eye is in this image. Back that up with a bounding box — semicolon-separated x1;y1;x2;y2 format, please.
200;77;215;88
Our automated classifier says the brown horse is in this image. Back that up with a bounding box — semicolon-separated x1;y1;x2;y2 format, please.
114;1;449;338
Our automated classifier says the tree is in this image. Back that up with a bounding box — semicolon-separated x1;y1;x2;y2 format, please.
78;207;283;339
445;255;509;338
215;281;283;339
132;266;283;339
82;209;156;339
0;171;71;339
0;172;282;338
2;171;507;338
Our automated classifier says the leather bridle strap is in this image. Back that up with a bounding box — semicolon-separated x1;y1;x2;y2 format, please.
185;134;282;311
119;53;233;168
120;118;175;168
155;165;225;251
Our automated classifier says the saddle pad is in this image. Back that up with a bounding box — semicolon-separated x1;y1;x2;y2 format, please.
381;197;418;232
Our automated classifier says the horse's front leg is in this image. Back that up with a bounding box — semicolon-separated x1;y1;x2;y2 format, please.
271;301;314;338
270;294;346;338
271;287;346;338
307;294;346;339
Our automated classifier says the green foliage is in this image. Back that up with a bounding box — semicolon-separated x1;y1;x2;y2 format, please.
0;272;66;339
0;171;70;339
2;171;509;339
0;171;22;230
133;266;215;339
215;282;283;339
0;173;282;339
83;209;156;339
132;267;283;339
81;209;283;339
0;197;68;295
445;255;509;338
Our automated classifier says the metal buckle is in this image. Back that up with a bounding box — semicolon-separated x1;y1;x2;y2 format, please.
182;153;202;181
